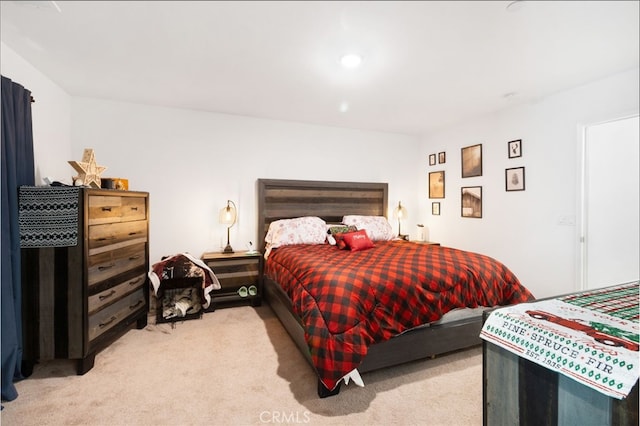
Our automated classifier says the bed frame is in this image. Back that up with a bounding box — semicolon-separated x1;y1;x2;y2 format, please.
257;178;483;397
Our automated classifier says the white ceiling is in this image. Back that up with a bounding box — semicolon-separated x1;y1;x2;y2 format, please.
1;1;638;137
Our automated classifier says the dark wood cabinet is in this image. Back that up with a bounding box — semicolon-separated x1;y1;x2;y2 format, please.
483;308;639;426
21;189;149;375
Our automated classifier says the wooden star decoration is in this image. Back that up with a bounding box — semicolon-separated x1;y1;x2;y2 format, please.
68;148;107;188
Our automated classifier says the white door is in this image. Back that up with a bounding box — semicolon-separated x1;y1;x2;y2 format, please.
582;115;639;289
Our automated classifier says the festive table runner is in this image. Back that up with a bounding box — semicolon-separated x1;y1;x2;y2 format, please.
480;282;639;399
19;186;80;248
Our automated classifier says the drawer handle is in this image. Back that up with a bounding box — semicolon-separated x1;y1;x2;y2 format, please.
129;255;141;261
129;300;143;310
128;232;139;236
97;236;116;241
98;264;115;271
99;290;116;301
131;207;139;211
128;277;143;286
99;316;117;328
102;207;112;212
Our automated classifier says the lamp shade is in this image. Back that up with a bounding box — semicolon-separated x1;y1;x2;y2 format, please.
219;200;237;226
393;201;407;220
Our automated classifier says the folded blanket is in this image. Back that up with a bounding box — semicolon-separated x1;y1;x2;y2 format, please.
481;282;639;400
149;253;221;310
19;186;80;248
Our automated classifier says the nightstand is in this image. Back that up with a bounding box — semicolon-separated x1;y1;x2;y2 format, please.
410;241;440;246
201;251;262;310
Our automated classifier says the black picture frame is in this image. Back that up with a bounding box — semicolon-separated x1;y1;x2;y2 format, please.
428;171;445;199
461;186;482;218
506;167;525;191
508;139;522;158
432;202;440;215
429;154;436;166
461;144;482;178
438;152;446;164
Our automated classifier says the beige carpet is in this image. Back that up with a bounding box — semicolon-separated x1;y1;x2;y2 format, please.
1;305;483;426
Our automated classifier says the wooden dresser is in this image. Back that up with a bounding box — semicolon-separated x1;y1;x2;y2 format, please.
21;188;149;375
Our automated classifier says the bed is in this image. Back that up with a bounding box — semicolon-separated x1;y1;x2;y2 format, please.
257;178;534;397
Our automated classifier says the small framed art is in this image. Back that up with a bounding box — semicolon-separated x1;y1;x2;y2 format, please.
429;154;436;166
508;139;522;158
432;202;440;215
429;171;445;199
438;152;446;164
506;167;525;191
461;144;482;178
461;186;482;218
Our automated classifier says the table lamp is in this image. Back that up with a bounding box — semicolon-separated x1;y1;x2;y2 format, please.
219;200;237;253
393;201;408;238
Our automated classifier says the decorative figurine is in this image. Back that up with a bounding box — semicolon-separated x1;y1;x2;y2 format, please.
68;148;107;188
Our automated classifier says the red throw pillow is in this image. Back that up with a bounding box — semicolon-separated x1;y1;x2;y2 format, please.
341;229;374;252
334;233;349;250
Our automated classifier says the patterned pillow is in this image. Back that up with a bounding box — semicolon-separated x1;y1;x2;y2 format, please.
265;216;327;249
326;225;357;245
342;215;394;241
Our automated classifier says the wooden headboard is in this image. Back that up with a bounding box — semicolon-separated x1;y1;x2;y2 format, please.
257;178;388;253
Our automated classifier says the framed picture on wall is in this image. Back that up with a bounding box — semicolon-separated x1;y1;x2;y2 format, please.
429;154;436;166
432;202;440;215
461;144;482;178
429;171;445;199
508;139;522;158
461;186;482;218
438;152;446;164
506;167;525;191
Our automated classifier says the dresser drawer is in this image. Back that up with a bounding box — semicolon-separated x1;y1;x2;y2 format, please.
88;288;145;342
88;242;147;287
88;220;147;254
88;195;147;225
206;258;260;274
88;272;146;314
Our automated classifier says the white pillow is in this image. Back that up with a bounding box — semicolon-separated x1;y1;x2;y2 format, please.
342;215;394;241
265;216;327;248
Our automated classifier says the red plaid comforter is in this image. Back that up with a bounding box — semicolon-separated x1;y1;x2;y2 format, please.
265;240;534;391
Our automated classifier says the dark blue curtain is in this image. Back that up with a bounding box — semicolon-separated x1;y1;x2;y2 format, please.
1;75;35;401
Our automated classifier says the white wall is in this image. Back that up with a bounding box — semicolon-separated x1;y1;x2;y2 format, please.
4;40;638;300
2;41;422;272
70;98;421;263
420;68;640;298
1;43;72;182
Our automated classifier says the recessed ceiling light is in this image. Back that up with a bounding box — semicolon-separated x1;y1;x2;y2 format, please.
339;54;363;69
339;101;349;113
